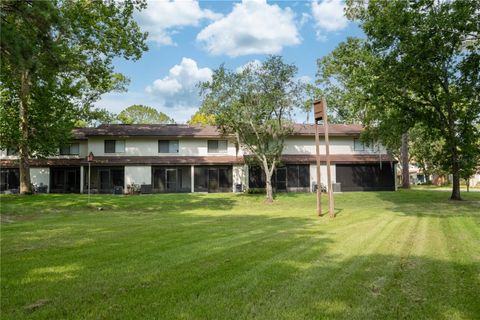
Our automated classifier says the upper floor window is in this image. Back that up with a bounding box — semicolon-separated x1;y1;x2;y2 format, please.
60;143;80;155
104;140;125;153
6;148;18;156
158;140;179;153
353;138;365;151
208;140;227;153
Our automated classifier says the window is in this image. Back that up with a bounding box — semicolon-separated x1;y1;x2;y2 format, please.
6;148;18;156
287;165;310;188
104;140;125;153
208;140;227;153
60;143;80;155
158;140;179;153
354;138;365;151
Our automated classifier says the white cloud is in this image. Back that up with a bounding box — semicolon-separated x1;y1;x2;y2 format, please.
146;57;212;108
235;59;262;73
197;0;301;57
311;0;348;40
136;0;221;46
95;91;199;123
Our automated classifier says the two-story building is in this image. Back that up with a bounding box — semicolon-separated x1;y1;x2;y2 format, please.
0;124;396;194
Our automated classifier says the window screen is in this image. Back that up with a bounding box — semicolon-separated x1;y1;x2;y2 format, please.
105;140;116;153
6;148;18;156
354;138;365;151
115;140;125;153
158;140;179;153
60;143;79;155
208;140;227;153
159;141;169;153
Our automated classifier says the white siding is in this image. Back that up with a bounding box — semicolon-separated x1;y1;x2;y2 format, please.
125;166;152;187
309;164;336;191
30;168;50;192
233;165;246;191
87;138;239;157
283;136;387;155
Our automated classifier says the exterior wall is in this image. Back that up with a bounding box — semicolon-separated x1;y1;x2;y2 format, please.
233;165;246;191
87;137;239;157
469;173;480;187
283;136;387;155
309;164;337;192
125;166;152;188
0;149;18;160
30;168;50;192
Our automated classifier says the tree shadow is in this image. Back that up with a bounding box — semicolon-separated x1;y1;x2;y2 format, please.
1;207;330;319
373;190;480;218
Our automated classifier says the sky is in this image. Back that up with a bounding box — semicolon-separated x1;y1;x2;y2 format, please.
95;0;364;123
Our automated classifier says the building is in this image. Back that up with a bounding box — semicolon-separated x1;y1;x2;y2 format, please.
0;124;396;194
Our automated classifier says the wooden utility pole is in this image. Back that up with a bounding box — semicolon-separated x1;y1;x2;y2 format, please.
313;97;335;218
322;97;335;217
315;118;322;216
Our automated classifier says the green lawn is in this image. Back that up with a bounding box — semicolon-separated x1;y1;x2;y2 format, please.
1;191;479;319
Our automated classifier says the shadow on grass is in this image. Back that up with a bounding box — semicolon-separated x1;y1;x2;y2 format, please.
0;193;240;219
373;190;480;218
1;208;330;319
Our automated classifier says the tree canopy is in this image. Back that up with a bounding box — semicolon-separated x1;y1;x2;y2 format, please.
0;0;148;193
117;105;174;124
187;110;216;125
315;0;480;200
200;56;306;202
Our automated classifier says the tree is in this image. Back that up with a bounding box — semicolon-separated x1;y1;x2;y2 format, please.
200;56;305;202
117;105;174;124
0;0;148;194
187;110;216;125
315;37;414;188
317;0;480;200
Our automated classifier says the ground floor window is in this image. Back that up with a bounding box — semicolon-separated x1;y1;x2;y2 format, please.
248;164;310;191
152;166;191;193
50;167;80;193
84;166;125;194
0;168;19;192
194;166;232;193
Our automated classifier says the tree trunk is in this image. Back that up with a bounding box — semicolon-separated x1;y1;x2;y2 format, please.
265;177;273;203
262;160;274;203
19;69;32;194
450;150;461;200
401;132;410;189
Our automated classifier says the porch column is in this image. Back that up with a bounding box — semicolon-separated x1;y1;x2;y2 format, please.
190;165;194;193
80;165;84;194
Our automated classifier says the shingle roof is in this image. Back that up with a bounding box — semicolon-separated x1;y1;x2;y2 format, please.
73;123;364;138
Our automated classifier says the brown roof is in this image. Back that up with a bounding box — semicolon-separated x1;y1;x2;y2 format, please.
79;156;244;166
78;124;225;138
1;158;83;168
73;123;364;138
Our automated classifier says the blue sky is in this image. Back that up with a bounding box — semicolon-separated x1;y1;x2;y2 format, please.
96;0;364;123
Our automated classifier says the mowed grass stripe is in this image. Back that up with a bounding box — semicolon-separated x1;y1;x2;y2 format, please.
1;191;479;319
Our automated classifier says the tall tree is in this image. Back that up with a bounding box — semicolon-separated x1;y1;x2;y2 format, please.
200;56;305;202
187;110;216;125
317;0;479;200
0;0;148;194
117;105;174;124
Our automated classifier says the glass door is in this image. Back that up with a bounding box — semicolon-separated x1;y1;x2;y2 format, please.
208;168;219;192
276;167;287;191
166;169;177;192
99;170;110;192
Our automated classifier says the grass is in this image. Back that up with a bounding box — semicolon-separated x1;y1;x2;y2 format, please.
1;190;479;319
